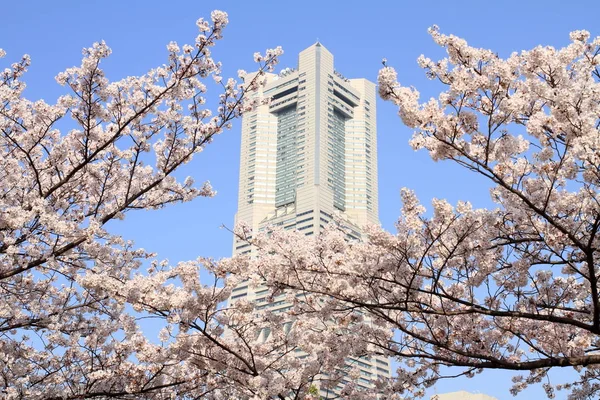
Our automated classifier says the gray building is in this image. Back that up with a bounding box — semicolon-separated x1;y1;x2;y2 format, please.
230;43;387;396
233;42;378;256
432;391;498;400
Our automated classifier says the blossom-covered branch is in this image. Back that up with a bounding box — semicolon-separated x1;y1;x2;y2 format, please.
228;29;600;399
0;10;300;399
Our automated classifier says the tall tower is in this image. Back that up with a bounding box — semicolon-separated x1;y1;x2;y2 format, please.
233;43;378;256
230;43;390;395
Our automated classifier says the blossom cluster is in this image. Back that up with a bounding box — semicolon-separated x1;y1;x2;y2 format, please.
224;29;600;399
0;11;301;399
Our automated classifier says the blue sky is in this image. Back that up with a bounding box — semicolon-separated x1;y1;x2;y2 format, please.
2;1;597;398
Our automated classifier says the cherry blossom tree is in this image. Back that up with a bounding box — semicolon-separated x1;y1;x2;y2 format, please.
227;29;600;399
0;10;352;399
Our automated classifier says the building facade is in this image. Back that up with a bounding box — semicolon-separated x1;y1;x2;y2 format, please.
432;391;497;400
230;43;388;396
233;42;378;255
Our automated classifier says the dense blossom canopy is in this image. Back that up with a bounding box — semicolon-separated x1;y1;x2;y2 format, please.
4;9;600;399
227;28;600;399
0;10;360;399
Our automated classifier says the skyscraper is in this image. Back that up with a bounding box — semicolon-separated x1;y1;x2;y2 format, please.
233;42;378;254
230;43;390;395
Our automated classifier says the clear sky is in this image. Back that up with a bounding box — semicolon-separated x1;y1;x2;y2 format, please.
2;1;598;398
